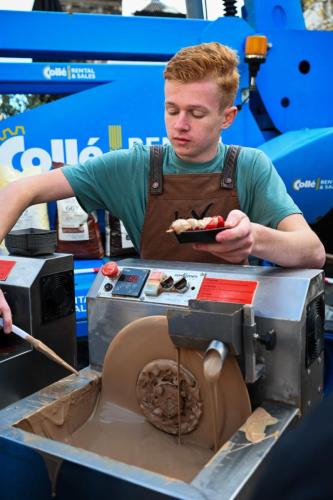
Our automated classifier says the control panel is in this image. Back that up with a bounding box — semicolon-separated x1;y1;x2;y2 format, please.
98;266;205;307
112;267;150;298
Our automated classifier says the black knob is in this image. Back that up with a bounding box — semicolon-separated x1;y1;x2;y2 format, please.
173;277;188;292
104;282;113;292
257;329;276;351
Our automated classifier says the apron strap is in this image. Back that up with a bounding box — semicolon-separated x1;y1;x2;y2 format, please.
149;144;241;194
221;145;241;189
149;145;164;195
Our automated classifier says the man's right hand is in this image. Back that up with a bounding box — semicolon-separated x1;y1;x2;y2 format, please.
0;289;12;333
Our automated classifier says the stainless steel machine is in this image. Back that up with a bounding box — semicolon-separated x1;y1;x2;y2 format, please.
88;259;324;415
0;259;325;500
0;253;76;409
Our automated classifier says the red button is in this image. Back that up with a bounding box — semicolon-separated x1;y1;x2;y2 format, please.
101;262;119;278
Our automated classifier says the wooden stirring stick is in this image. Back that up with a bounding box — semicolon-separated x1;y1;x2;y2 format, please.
0;319;79;376
26;335;79;376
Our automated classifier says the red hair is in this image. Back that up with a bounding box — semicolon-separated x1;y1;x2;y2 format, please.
164;42;239;108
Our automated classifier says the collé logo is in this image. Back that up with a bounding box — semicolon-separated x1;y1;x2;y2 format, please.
43;65;68;80
293;179;317;191
293;178;332;191
43;65;97;80
0;125;169;171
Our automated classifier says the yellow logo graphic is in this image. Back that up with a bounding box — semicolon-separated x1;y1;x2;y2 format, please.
108;125;122;150
0;126;25;142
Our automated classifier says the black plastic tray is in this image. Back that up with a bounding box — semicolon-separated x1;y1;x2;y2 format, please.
5;228;57;256
174;227;227;244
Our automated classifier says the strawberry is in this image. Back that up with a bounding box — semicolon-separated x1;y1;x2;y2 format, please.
216;215;225;228
205;216;225;230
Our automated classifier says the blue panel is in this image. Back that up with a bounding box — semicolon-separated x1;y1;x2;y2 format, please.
0;65;166;170
259;128;333;223
0;62;165;94
0;10;209;61
74;259;104;323
74;276;89;322
243;0;305;31
257;30;333;132
76;320;88;339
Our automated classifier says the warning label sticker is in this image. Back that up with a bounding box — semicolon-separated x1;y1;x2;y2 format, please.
197;278;257;304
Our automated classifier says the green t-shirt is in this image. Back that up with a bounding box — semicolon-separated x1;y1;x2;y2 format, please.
62;142;301;252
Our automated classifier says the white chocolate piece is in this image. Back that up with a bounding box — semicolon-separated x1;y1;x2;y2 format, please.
186;218;199;230
169;219;192;234
197;217;212;229
168;216;218;234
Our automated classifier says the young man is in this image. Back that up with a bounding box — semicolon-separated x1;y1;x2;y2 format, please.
0;42;325;332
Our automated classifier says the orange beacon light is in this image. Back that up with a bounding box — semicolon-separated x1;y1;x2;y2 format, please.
244;34;268;91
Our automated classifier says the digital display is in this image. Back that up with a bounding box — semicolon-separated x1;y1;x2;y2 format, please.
118;274;139;283
112;268;150;298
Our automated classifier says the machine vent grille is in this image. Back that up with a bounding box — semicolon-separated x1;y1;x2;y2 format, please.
40;271;75;323
306;294;325;368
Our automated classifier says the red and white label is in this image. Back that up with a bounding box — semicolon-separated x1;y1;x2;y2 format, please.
197;278;258;304
0;260;16;281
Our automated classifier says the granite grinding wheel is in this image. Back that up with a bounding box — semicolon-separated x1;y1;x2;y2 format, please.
101;315;251;449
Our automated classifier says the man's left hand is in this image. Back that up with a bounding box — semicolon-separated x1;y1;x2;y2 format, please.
193;209;254;263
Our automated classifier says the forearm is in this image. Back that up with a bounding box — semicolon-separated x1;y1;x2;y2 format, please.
0;169;74;244
0;181;35;243
252;222;326;268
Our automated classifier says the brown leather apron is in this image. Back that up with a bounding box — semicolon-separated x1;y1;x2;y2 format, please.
140;145;241;264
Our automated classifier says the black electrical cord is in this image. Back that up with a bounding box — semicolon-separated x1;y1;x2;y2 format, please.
236;93;250;111
222;0;237;16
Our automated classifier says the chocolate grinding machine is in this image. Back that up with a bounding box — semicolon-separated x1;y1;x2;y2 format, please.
0;259;325;500
0;253;76;409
